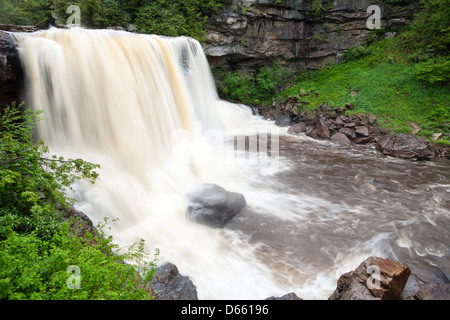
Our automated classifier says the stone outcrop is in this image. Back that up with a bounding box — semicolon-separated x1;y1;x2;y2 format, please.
329;256;411;300
205;0;416;70
0;29;24;108
186;183;246;228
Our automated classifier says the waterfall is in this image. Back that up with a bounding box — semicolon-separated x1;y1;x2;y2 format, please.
14;28;287;299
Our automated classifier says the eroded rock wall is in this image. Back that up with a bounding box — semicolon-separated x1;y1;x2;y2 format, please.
205;0;416;70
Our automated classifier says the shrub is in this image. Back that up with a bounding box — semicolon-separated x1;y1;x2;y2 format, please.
0;103;159;300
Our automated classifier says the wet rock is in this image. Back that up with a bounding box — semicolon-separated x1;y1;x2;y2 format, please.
329;257;411;300
405;284;450;300
150;263;198;300
287;122;306;135
186;184;246;228
331;132;351;144
376;133;435;160
265;292;303;300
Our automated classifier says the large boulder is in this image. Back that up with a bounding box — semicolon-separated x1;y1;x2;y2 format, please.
150;263;198;300
329;257;411;300
376;133;435;160
186;184;246;228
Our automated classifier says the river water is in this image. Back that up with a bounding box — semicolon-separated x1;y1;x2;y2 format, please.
14;28;449;300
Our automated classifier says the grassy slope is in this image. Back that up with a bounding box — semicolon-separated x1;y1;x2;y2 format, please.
279;37;449;144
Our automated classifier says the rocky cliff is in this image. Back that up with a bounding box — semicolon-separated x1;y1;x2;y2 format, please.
205;0;416;70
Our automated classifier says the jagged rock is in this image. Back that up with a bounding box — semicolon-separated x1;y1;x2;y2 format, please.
376;133;435;160
150;263;198;300
331;132;351;144
186;184;246;228
265;292;303;300
329;257;411;300
287;122;306;135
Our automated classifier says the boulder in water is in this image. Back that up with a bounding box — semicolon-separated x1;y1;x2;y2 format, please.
186;184;246;228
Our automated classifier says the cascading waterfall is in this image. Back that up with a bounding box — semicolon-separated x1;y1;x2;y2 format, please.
14;28;289;299
12;28;449;300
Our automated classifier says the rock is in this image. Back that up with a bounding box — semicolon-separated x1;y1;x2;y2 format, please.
368;115;377;125
316;118;330;139
345;103;355;110
205;1;416;71
354;136;372;144
432;133;444;141
331;132;351;144
274;113;292;127
329;257;411;300
406;122;421;135
376;133;435;160
287;122;306;135
0;30;24;108
406;284;450;300
265;292;303;300
335;116;345;126
186;184;246;228
150;263;198;300
344;122;356;128
355;126;369;137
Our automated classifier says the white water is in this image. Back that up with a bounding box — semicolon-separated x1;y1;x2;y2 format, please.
14;28;449;300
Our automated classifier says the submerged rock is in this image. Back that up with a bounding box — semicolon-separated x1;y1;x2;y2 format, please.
186;183;246;228
329;256;411;300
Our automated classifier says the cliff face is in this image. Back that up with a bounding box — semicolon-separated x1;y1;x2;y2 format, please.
205;0;416;70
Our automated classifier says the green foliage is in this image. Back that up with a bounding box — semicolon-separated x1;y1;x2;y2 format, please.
0;0;224;42
0;217;159;300
0;102;99;239
280;36;450;141
0;103;159;300
214;62;292;105
412;56;450;84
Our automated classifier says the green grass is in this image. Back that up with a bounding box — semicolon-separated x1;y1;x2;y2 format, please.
280;37;449;142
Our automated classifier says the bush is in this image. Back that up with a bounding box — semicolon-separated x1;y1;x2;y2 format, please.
0;103;159;300
215;62;292;105
412;56;450;84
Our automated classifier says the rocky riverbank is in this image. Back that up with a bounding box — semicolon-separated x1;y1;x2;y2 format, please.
260;97;450;161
